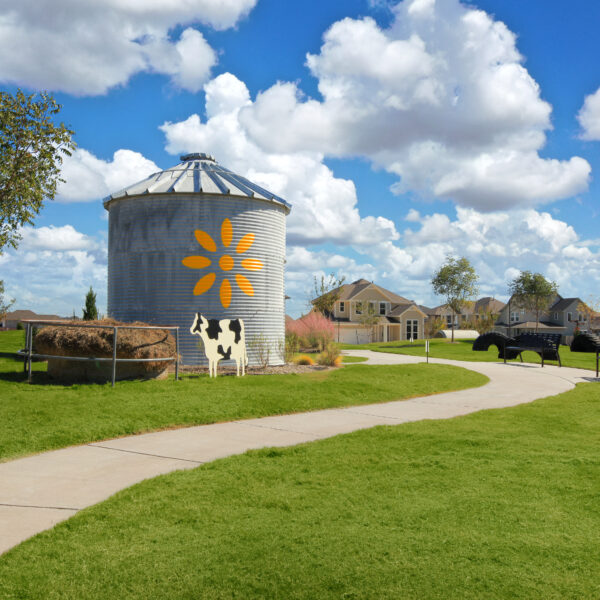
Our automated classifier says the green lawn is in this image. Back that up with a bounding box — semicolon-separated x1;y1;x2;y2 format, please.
1;382;598;599
0;331;487;461
341;355;368;363
342;337;598;370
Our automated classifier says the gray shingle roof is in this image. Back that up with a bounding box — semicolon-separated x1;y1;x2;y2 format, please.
103;153;291;212
550;297;579;311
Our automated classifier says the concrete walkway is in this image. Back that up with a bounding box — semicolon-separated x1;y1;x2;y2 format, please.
0;351;596;555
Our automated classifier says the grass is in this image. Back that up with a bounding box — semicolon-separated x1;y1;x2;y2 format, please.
0;331;487;461
342;337;599;370
341;355;368;363
0;382;598;599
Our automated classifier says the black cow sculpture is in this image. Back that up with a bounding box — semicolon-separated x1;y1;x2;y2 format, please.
472;331;519;359
190;314;248;377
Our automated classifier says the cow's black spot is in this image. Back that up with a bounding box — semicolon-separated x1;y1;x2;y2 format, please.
191;313;202;334
206;319;222;340
229;319;242;344
217;345;232;360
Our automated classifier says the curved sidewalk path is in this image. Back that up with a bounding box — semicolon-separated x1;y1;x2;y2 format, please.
0;352;596;555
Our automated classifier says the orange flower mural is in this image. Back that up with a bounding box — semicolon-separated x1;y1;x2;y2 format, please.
182;218;263;308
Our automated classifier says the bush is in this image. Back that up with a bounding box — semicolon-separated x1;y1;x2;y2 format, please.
16;321;24;330
286;312;334;351
248;333;270;369
283;331;300;363
316;342;341;366
294;354;315;366
425;316;444;338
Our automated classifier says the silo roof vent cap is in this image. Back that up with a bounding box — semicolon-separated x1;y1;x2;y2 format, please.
180;152;216;162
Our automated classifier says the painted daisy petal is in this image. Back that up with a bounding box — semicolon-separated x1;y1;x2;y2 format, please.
220;278;232;308
236;233;254;254
193;272;216;296
194;230;216;252
221;218;232;247
241;258;263;271
182;256;212;269
235;274;254;296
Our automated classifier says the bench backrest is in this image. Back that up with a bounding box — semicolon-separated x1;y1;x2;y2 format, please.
516;333;561;350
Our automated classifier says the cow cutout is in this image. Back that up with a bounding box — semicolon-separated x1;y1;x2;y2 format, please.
190;314;248;377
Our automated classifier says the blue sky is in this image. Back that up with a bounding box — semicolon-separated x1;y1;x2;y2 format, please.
1;0;599;318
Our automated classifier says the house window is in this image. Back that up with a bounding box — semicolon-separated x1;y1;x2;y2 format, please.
446;315;452;326
339;301;345;312
567;312;572;322
379;302;386;315
553;312;558;320
355;302;362;315
510;311;520;323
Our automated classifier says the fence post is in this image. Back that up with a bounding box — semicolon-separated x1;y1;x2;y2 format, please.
175;327;180;381
112;327;118;388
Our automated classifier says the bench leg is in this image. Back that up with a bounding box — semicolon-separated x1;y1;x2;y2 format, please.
519;353;523;363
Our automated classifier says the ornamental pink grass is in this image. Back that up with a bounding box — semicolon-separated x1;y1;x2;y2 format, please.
286;311;334;350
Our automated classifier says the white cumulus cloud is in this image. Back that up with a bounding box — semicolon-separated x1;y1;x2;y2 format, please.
1;226;108;316
160;73;401;247
57;149;160;202
578;86;600;141
0;0;256;95
238;0;590;210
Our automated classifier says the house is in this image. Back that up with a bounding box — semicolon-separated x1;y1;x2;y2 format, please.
315;279;428;344
494;295;591;343
0;309;63;330
429;297;505;329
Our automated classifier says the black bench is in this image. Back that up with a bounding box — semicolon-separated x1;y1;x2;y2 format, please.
504;333;562;368
570;332;600;378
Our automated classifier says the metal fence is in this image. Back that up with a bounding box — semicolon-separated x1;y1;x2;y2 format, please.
22;320;179;387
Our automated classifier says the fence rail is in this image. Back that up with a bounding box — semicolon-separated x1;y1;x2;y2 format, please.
22;320;180;387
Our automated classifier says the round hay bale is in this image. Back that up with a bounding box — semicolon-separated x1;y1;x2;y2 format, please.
34;319;176;383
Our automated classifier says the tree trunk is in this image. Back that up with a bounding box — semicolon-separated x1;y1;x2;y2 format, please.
451;310;455;342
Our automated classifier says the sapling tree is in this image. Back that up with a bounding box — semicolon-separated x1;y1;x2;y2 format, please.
431;256;479;342
508;271;558;333
311;273;346;316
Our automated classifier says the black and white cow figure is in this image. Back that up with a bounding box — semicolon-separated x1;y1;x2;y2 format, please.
190;314;248;377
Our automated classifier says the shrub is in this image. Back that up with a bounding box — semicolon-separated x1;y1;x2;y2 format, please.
16;321;24;330
316;342;341;366
286;312;334;351
283;331;300;363
425;316;444;338
248;333;270;369
294;354;315;366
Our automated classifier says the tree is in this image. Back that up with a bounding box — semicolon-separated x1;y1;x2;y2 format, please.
508;271;558;333
82;287;98;321
431;256;479;342
357;302;380;342
577;295;600;332
1;89;75;252
311;273;346;316
0;280;15;321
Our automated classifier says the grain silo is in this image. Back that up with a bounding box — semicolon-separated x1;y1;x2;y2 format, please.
103;153;291;366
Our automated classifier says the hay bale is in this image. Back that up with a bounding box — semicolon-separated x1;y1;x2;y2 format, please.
34;319;176;382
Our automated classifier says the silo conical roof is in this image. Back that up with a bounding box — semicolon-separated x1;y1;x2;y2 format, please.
103;153;291;212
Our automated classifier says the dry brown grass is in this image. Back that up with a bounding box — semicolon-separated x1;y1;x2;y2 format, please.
34;319;176;373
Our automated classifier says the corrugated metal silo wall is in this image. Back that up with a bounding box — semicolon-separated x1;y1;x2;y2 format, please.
107;194;287;366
